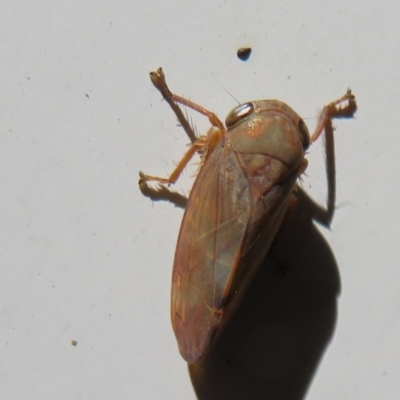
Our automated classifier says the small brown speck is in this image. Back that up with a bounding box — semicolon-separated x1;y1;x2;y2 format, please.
237;47;252;61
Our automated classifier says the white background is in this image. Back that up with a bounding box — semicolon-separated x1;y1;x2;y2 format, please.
0;1;399;399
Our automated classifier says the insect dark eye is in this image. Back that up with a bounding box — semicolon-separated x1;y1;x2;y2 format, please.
225;103;254;129
298;118;310;150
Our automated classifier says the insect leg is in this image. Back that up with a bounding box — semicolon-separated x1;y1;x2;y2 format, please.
308;90;357;226
150;68;225;144
138;179;188;209
311;89;357;143
138;137;205;207
139;136;209;186
141;69;226;206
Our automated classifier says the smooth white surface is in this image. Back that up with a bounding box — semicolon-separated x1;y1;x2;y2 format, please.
0;1;398;399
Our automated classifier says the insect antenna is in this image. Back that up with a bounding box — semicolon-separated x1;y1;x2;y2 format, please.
212;72;240;105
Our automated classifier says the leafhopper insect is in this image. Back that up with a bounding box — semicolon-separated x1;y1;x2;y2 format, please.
139;68;356;364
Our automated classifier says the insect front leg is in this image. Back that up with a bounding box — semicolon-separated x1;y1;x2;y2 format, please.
138;179;188;209
150;68;225;143
139;135;208;186
139;122;225;182
139;125;224;207
140;68;226;206
307;90;357;227
138;134;207;207
311;89;357;143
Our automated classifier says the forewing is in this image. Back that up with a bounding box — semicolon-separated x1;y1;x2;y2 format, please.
171;141;251;363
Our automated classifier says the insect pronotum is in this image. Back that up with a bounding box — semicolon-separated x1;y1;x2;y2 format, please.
139;68;357;364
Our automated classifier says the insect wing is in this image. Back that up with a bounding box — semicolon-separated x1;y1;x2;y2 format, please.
171;134;301;363
171;139;251;363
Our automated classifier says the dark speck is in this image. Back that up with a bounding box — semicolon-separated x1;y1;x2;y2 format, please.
237;47;252;61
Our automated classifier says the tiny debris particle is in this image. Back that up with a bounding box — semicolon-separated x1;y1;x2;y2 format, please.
237;47;252;61
71;340;78;347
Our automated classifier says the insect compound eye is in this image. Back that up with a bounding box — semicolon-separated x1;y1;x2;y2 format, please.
298;118;311;150
225;102;254;129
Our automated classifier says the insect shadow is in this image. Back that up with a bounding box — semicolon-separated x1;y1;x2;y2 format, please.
188;186;340;400
141;120;343;400
187;120;343;400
